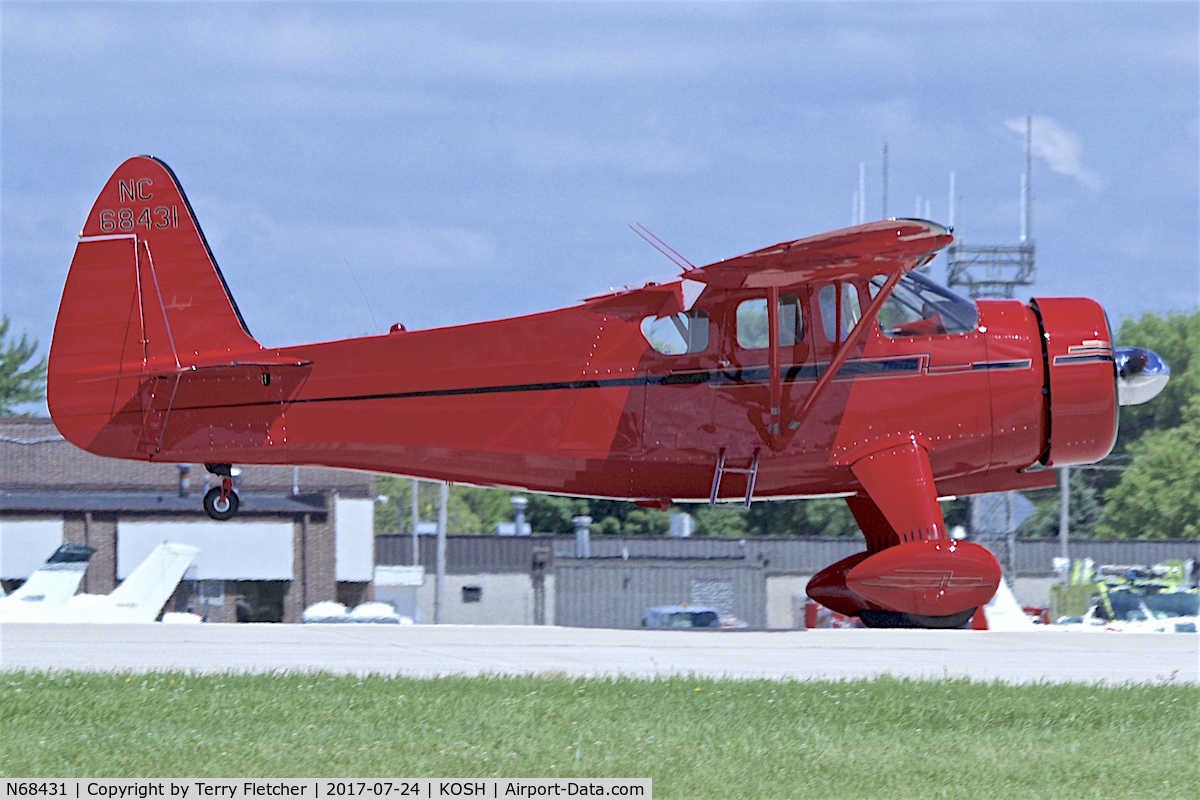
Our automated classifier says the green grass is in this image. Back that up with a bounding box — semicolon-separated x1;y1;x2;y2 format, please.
2;672;1197;799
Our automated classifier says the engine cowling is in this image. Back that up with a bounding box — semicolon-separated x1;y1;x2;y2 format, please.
1031;297;1119;467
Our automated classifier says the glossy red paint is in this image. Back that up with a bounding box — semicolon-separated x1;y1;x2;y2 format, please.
845;539;1002;618
804;551;881;617
1032;297;1119;466
48;157;1127;626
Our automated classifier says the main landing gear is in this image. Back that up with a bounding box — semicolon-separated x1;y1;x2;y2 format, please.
203;463;240;521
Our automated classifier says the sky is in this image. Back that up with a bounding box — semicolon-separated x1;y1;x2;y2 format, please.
3;1;1197;373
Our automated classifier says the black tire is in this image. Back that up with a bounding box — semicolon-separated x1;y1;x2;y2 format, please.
856;610;911;628
857;608;977;629
905;609;977;629
203;486;239;521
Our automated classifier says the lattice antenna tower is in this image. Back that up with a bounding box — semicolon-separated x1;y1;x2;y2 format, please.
946;116;1036;299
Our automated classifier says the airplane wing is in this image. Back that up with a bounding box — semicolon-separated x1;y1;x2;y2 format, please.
687;219;952;288
0;543;95;618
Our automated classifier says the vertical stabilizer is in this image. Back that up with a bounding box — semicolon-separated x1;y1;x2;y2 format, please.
48;156;261;459
105;542;199;622
0;544;95;616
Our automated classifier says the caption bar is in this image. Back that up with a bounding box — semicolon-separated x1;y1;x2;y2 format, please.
3;780;651;800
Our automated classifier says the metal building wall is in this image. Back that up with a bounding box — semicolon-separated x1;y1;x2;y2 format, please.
376;534;556;573
1011;540;1200;573
552;536;864;572
554;559;765;629
375;534;1200;580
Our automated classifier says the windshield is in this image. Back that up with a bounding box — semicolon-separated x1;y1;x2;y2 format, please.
871;272;978;337
1105;590;1200;621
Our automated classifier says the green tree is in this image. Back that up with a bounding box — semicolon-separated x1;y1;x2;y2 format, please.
1096;395;1200;539
374;477;493;535
618;507;671;536
0;315;46;415
458;486;513;531
1083;309;1200;494
525;494;589;533
1067;308;1199;525
691;504;749;537
1111;309;1199;448
745;498;860;537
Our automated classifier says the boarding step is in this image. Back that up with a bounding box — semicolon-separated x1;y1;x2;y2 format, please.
709;447;761;509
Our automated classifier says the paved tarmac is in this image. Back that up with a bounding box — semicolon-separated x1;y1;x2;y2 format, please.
1;623;1196;684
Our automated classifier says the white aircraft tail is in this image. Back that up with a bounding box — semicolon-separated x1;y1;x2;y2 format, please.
0;543;95;613
982;576;1037;631
106;542;200;622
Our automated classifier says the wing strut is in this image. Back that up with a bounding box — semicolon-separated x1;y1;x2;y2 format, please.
767;285;782;439
777;271;902;445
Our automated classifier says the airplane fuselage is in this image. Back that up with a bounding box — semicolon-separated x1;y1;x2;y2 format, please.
58;274;1114;506
46;156;1141;626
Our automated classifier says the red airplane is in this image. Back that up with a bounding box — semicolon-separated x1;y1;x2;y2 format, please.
47;156;1168;628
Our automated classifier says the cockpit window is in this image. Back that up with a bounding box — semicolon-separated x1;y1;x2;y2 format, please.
817;284;862;344
736;294;803;349
641;310;709;355
871;272;979;337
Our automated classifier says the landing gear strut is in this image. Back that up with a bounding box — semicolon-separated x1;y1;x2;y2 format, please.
203;463;240;521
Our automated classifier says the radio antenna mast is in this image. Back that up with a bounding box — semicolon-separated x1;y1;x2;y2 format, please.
946;115;1036;299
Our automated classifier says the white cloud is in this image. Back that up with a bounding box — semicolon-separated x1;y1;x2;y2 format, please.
1005;116;1104;196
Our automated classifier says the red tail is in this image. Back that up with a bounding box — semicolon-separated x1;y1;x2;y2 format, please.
48;156;263;458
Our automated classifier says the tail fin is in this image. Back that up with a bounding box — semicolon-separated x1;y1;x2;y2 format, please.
0;543;95;613
48;156;262;458
107;542;199;622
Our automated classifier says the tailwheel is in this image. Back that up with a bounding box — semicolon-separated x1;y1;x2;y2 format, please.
203;485;239;521
857;608;976;629
203;466;240;521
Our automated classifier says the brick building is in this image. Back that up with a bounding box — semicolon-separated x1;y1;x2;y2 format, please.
0;417;375;622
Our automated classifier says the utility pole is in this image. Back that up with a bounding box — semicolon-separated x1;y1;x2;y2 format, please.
1058;466;1070;562
434;481;448;623
1025;115;1033;242
858;162;866;224
948;172;956;229
947;114;1035;298
882;142;888;218
411;478;420;567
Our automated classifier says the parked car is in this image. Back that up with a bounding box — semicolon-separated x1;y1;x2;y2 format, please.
642;605;721;629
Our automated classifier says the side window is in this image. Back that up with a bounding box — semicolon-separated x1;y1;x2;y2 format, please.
817;283;862;344
736;294;804;349
736;299;768;349
779;293;803;346
641;310;709;355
